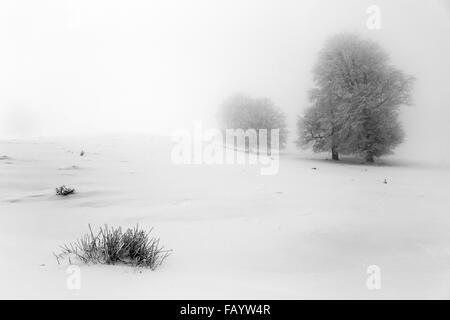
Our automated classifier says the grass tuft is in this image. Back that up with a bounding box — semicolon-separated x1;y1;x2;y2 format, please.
56;185;75;196
56;224;171;270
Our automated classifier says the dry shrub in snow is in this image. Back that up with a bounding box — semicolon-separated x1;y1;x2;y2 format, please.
56;185;75;196
56;224;171;270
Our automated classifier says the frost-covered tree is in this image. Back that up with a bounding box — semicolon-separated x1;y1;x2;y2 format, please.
219;93;288;149
297;34;414;162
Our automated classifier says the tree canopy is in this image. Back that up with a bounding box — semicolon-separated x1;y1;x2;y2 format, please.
297;34;414;162
219;93;288;149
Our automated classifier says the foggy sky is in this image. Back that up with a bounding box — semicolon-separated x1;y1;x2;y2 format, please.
1;0;449;161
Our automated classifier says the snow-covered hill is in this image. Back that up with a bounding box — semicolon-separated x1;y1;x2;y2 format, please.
1;134;449;299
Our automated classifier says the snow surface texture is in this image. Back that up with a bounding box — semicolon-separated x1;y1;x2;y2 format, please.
1;134;450;299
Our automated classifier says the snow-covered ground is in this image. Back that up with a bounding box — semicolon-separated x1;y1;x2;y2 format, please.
1;134;450;299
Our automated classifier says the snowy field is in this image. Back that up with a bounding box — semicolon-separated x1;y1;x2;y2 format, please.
1;134;450;299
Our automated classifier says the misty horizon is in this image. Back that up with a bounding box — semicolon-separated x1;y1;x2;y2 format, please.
1;0;449;164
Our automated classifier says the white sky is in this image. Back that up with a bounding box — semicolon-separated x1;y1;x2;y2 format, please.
0;0;449;160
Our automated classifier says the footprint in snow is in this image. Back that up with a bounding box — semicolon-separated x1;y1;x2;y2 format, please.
58;165;81;170
172;198;191;206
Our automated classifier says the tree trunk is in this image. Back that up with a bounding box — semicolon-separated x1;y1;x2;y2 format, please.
331;148;339;161
366;153;375;163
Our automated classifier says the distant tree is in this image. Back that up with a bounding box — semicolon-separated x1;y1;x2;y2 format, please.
297;34;414;162
218;93;288;149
